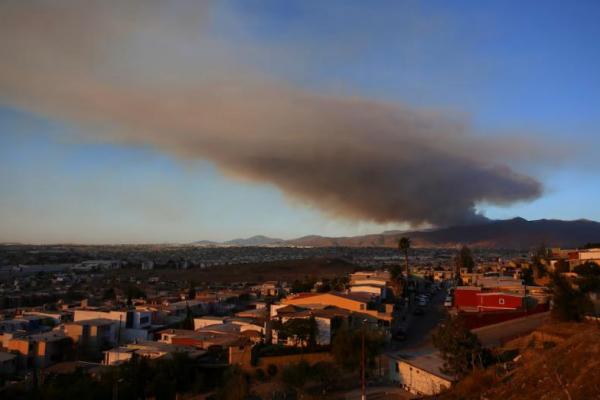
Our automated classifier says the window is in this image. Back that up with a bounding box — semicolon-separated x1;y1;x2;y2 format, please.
499;298;505;305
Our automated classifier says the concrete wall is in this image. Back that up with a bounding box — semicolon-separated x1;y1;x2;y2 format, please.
472;311;550;347
388;359;451;396
253;352;333;372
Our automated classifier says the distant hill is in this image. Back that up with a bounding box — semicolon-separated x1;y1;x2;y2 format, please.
224;235;284;246
191;218;600;249
189;240;219;247
284;218;600;249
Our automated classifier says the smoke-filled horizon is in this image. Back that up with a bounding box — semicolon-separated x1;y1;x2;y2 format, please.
0;1;555;230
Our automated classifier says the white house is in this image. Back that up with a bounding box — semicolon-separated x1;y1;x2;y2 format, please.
388;351;454;396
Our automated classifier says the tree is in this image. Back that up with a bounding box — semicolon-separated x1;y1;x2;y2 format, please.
455;245;475;275
550;271;592;322
554;259;570;274
125;284;146;305
217;366;249;400
398;237;411;276
531;243;549;278
432;315;485;378
290;277;317;293
281;360;312;392
181;303;195;330
267;364;278;377
102;287;116;301
389;264;404;298
331;324;385;372
280;317;318;348
186;283;196;300
521;266;534;286
574;261;600;294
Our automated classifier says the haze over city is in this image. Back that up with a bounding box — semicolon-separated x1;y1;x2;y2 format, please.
1;0;600;245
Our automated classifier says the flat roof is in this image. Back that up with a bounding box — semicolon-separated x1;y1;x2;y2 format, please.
68;318;117;326
0;351;17;362
389;350;454;382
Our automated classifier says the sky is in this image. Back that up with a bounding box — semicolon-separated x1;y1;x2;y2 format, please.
1;0;600;244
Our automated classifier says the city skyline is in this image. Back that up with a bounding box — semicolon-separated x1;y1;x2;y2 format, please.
2;0;600;244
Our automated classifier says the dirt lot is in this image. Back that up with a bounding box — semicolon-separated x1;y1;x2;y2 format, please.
114;257;358;284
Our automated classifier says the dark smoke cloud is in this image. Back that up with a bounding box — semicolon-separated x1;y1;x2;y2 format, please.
0;1;543;227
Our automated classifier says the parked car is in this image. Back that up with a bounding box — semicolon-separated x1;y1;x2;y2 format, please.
444;298;453;307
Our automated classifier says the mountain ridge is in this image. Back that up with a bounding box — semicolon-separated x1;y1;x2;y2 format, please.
191;217;600;249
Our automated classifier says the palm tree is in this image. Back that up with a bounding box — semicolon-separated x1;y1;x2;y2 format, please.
398;237;411;277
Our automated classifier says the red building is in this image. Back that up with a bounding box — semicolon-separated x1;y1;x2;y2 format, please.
454;286;481;310
454;287;523;311
476;292;523;310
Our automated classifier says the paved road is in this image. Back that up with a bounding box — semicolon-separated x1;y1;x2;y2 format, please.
393;289;448;350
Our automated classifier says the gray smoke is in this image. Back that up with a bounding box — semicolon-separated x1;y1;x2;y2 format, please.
0;1;543;227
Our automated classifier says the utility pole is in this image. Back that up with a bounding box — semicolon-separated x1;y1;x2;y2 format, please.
361;321;366;400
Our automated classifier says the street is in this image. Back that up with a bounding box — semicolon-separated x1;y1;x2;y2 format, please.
393;287;448;350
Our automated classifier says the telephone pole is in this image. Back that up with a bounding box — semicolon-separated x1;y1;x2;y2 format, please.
361;321;366;400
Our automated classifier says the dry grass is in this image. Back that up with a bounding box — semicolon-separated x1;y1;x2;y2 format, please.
440;320;600;400
110;257;357;285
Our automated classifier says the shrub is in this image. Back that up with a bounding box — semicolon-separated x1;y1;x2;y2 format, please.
254;368;266;382
267;364;278;377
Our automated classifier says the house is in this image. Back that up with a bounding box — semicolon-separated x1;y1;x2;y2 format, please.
476;292;523;311
0;351;17;375
454;287;524;311
7;331;72;368
103;341;205;365
64;318;119;350
0;319;30;334
159;325;250;349
271;305;350;346
282;292;393;326
259;281;283;297
141;260;154;270
349;270;392;299
453;286;482;310
388;351;454;396
23;311;70;324
73;308;153;342
194;316;227;330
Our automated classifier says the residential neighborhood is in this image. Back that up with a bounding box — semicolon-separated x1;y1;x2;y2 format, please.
1;241;598;399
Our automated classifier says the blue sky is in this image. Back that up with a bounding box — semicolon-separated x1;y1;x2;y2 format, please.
1;1;600;243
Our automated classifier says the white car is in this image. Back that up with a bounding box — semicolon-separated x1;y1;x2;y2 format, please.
444;298;453;307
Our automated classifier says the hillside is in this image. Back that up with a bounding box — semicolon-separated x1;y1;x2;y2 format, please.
224;235;283;246
284;218;600;249
190;218;600;249
440;320;600;400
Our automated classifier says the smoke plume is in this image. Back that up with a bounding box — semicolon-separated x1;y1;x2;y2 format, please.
0;1;543;227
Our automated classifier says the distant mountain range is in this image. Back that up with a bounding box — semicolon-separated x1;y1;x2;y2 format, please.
191;235;283;247
191;218;600;249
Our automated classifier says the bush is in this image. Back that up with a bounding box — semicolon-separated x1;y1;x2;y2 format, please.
267;364;278;377
550;271;592;321
254;368;267;382
432;315;485;378
281;361;312;391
